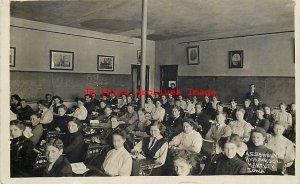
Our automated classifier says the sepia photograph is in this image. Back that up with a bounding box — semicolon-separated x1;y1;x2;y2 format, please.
0;0;299;184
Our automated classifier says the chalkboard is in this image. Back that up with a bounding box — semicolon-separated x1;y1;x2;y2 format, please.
178;76;295;107
10;71;132;101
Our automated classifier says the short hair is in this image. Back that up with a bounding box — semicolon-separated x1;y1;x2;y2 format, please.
217;136;230;150
279;102;286;107
244;99;251;102
10;120;26;131
146;95;153;101
75;97;85;103
31;112;42;119
249;84;255;87
11;94;21;101
236;108;245;114
216;101;224;107
58;104;68;112
172;106;182;112
273;121;287;129
38;100;50;108
68;118;83;129
173;150;198;168
149;120;163;131
52;96;63;103
46;138;64;151
112;129;128;139
256;107;264;112
154;99;163;105
195;102;202;107
229;133;242;141
45;93;52;97
251;127;267;138
217;111;227;119
183;118;198;130
230;99;237;103
20;99;26;102
104;105;112;110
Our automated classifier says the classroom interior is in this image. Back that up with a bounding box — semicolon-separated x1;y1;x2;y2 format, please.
9;0;296;177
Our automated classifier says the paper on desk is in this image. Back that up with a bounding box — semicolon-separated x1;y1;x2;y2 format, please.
71;162;90;174
90;120;100;126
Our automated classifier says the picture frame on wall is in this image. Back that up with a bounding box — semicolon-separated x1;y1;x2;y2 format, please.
50;50;74;70
10;47;16;67
97;55;114;71
187;46;199;65
137;50;142;64
229;50;243;68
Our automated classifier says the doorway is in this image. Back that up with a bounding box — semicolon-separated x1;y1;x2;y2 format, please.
160;65;178;91
131;64;150;96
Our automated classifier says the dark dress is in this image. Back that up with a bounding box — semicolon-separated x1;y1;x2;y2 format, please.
109;97;119;107
244;106;254;123
51;115;72;133
63;131;84;163
202;102;213;117
163;116;183;140
17;105;33;120
10;136;35;177
190;112;210;137
43;155;73;177
84;102;96;114
211;155;247;175
250;118;270;133
11;102;21;114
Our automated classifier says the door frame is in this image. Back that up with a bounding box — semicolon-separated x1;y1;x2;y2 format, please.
160;65;178;90
131;64;150;94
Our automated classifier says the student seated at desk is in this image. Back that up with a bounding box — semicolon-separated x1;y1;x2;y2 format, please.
177;95;187;110
29;112;44;146
229;134;248;158
92;115;133;152
50;96;63;115
131;121;168;176
174;100;185;118
17;99;33;121
169;118;202;154
227;99;238;121
44;138;72;177
167;93;175;106
127;108;151;138
185;98;195;115
145;96;156;117
10;94;21;114
228;109;253;142
96;105;113;128
205;112;232;142
10;120;35;177
210;102;226;120
151;99;165;122
71;98;88;121
273;103;292;129
161;95;172;115
243;99;254;123
101;130;132;176
45;93;53;107
119;104;138;125
190;102;210;138
84;94;96;115
202;95;213;117
108;93;119;107
205;140;247;175
97;101;107;116
118;94;127;109
163;106;184;139
266;121;295;170
173;150;198;176
52;104;71;133
38;100;53;127
211;96;220;110
251;107;270;133
245;128;277;175
62;118;84;163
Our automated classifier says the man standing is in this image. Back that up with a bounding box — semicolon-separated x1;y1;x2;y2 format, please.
245;84;260;104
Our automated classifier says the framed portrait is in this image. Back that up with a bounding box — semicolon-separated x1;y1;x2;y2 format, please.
97;55;114;71
137;50;142;64
10;47;16;67
187;46;199;65
50;50;74;70
229;50;243;68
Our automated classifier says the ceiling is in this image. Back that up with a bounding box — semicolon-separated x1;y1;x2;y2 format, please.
10;0;295;41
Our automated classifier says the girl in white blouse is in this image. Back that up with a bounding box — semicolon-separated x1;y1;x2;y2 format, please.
151;100;166;122
102;130;132;176
169;118;203;154
144;96;156;118
131;121;168;176
71;98;88;121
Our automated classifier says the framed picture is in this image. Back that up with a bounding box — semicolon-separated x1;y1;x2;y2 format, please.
229;50;243;68
10;47;16;67
137;50;142;64
97;55;114;71
187;46;199;65
50;50;74;70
